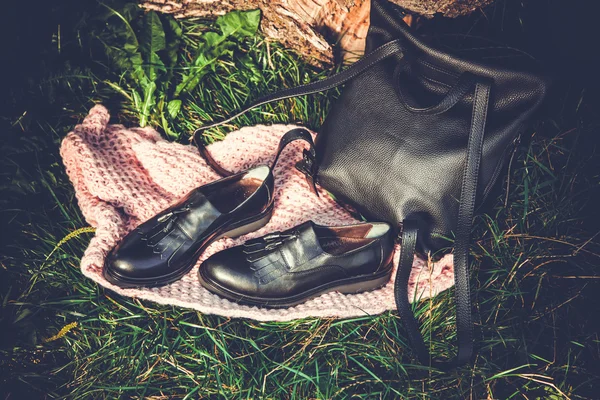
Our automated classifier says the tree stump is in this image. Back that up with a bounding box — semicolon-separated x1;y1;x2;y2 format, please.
140;0;495;66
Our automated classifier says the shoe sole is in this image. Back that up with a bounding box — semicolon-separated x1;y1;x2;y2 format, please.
103;204;274;288
198;263;393;308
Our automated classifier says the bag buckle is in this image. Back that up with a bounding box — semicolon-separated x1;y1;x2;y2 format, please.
295;149;319;197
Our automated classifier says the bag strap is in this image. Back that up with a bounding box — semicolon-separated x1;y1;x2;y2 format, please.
395;79;491;368
199;127;320;195
191;39;404;145
194;39;403;197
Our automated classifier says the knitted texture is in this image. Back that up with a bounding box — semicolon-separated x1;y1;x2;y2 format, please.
60;105;455;321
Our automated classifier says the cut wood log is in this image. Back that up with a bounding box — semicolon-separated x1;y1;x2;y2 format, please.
140;0;494;66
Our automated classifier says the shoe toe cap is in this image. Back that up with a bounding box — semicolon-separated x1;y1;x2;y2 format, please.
201;248;257;295
105;250;143;278
104;235;177;281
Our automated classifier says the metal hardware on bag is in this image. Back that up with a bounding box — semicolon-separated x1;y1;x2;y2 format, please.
295;149;319;197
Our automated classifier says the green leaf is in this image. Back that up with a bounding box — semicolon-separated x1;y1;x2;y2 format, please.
140;81;157;127
100;3;139;49
238;54;262;84
120;2;142;23
167;99;182;119
216;9;261;38
140;11;166;82
14;308;33;324
97;4;147;85
201;31;228;52
163;17;183;81
173;10;260;97
131;89;142;112
167;99;182;118
161;113;179;139
140;11;166;55
130;53;148;86
175;67;212;97
175;48;218;96
148;52;166;82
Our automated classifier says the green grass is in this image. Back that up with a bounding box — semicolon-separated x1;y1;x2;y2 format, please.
1;0;599;398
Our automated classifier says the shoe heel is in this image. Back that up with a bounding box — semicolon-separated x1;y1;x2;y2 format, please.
222;207;273;239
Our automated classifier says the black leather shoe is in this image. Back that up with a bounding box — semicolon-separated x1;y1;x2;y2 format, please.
198;221;395;307
104;165;274;288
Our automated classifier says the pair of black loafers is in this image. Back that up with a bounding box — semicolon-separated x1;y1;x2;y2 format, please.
104;129;395;307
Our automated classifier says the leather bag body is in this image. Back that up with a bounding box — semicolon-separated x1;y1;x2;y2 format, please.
316;0;548;253
311;0;549;366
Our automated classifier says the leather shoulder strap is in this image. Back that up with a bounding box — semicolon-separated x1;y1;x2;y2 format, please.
395;80;491;368
194;39;404;194
192;39;404;147
198;127;319;195
453;80;491;366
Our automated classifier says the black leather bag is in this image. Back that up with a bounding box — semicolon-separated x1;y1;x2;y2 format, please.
195;0;549;366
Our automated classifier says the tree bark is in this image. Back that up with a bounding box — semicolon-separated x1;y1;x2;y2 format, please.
140;0;494;66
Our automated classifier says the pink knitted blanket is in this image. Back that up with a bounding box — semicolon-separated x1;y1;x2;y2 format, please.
60;105;455;321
